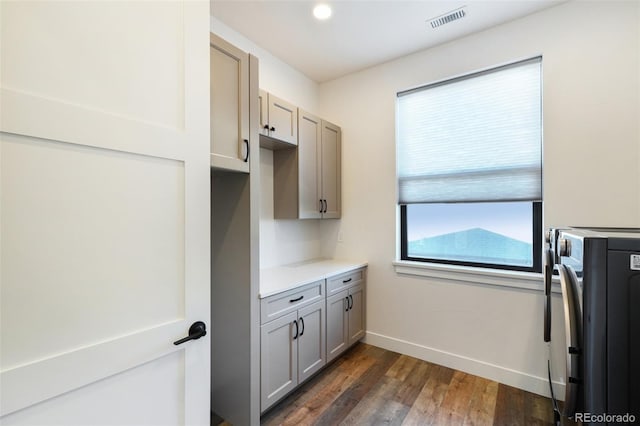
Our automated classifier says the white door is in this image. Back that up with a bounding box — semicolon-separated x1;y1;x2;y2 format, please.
0;1;210;425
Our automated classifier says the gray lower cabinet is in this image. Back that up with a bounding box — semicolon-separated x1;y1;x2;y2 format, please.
260;286;326;412
260;311;298;411
326;283;365;362
260;266;366;413
326;268;366;362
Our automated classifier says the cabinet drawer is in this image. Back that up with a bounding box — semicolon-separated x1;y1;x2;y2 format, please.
327;268;364;295
261;280;324;324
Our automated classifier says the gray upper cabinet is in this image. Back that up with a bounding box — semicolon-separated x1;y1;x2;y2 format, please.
273;110;341;219
210;33;252;173
319;120;341;219
259;90;298;148
298;111;322;219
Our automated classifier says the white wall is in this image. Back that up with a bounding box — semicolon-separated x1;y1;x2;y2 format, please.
210;17;323;269
319;0;640;396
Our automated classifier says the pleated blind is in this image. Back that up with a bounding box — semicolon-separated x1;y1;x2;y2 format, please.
397;57;542;204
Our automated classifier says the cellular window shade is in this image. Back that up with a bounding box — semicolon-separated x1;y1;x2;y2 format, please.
397;57;542;204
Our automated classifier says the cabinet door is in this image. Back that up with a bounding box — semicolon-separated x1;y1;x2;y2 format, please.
297;300;326;383
298;110;322;219
210;33;250;173
260;312;298;411
268;94;298;145
258;89;269;137
326;290;349;362
321;120;341;218
348;284;366;346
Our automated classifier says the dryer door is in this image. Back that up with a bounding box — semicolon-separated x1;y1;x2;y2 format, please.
558;263;583;419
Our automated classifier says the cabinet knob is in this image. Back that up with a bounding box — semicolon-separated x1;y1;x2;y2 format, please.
270;126;275;132
263;124;269;130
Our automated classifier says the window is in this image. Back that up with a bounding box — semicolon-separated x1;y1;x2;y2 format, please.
397;57;542;272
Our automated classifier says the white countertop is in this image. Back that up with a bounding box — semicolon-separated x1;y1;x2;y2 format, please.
260;258;368;298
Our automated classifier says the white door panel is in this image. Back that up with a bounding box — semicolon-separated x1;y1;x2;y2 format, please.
1;134;186;369
2;351;185;426
0;0;210;424
1;321;185;418
2;1;185;129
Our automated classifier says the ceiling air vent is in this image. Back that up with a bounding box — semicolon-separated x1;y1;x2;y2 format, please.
428;6;466;29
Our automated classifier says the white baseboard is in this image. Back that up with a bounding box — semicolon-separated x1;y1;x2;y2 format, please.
363;331;565;399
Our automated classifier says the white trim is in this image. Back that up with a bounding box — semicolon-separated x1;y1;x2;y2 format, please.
393;260;562;294
363;331;565;399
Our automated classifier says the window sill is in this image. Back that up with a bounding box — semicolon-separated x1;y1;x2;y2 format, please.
393;260;561;293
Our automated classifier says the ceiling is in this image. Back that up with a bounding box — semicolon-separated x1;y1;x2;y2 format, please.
211;0;565;83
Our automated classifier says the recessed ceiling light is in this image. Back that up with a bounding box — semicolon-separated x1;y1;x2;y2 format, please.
313;4;332;20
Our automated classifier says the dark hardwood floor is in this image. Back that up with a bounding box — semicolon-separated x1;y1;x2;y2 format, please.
214;342;556;425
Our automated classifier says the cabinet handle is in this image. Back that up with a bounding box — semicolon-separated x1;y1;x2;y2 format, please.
322;199;327;213
342;278;352;284
263;124;269;130
319;199;323;213
270;126;276;132
345;297;349;312
349;295;353;310
293;320;299;340
243;139;249;162
299;317;305;336
289;295;304;303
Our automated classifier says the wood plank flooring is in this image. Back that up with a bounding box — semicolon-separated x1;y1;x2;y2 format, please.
261;343;553;426
256;343;556;426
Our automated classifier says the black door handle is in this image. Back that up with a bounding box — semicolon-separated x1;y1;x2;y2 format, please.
349;295;353;310
299;317;305;336
243;139;249;162
263;124;269;130
173;321;206;345
323;199;327;213
345;297;349;312
293;320;299;340
319;199;323;213
270;126;276;132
